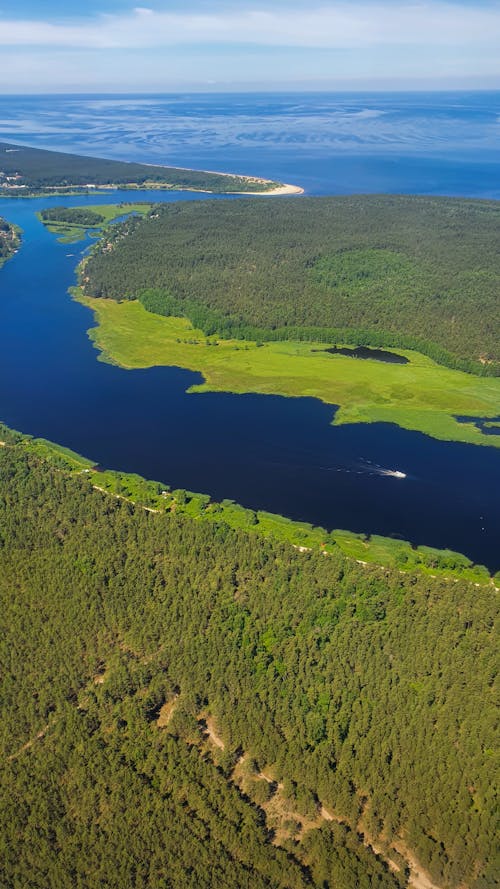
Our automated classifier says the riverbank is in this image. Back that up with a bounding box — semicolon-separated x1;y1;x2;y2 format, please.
0;218;21;266
36;202;151;243
76;292;500;450
1;421;496;587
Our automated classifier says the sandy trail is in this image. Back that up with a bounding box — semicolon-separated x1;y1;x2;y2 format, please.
393;842;443;889
7;724;50;761
203;717;225;749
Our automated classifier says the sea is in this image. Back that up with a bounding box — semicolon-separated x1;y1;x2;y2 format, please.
1;91;500;197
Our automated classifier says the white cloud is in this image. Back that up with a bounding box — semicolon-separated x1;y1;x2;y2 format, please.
0;3;499;50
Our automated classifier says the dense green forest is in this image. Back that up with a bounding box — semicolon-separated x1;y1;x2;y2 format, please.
0;429;497;888
82;196;500;372
40;206;106;226
0;141;281;194
0;216;20;266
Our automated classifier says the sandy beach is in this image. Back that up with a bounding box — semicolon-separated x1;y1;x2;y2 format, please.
235;181;304;196
144;160;304;195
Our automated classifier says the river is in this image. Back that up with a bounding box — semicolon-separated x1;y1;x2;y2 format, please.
0;189;499;568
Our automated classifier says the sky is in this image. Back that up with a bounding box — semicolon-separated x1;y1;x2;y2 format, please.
0;1;499;93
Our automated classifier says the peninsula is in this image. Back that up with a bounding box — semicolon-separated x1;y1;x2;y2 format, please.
0;140;302;196
71;196;500;448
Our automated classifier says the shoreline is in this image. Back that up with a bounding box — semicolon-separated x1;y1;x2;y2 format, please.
235;182;304;196
0;180;304;199
1;418;497;587
141;159;305;195
75;290;500;452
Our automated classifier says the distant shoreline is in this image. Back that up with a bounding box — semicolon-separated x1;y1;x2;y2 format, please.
142;160;305;195
0;178;304;198
0;138;304;197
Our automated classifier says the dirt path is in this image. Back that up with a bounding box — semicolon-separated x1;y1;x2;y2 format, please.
189;712;442;888
393;841;442;889
203;717;225;750
7;724;50;761
92;484;160;513
157;695;178;728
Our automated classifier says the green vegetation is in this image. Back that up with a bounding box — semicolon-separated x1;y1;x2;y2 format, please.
76;293;500;448
91;467;494;585
0;429;497;887
37;202;152;243
41;206;106;225
1;420;495;588
0;216;20;266
0;140;284;195
82;195;500;371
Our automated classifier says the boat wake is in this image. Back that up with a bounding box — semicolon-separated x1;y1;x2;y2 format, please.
378;468;406;479
359;459;407;479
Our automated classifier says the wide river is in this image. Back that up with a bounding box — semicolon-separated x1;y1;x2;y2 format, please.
0;189;499;569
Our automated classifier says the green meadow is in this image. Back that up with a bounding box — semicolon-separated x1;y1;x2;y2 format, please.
77;293;500;449
37;202;151;243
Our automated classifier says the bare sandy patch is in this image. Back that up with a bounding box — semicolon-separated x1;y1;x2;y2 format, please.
157;695;178;728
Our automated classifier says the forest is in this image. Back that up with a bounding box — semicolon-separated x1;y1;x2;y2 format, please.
0;215;20;266
0;425;497;888
0;141;281;194
40;206;106;226
82;196;500;372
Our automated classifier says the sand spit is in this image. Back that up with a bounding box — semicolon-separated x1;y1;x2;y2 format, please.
143;160;304;195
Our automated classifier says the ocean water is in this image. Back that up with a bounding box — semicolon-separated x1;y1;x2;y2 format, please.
1;91;500;197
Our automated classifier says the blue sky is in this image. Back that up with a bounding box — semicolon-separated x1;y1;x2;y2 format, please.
1;1;499;92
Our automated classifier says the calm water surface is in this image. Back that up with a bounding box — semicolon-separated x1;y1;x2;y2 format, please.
318;347;409;364
0;92;499;567
2;91;500;197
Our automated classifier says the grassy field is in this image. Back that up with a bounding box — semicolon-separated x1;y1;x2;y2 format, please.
37;202;151;242
77;293;500;449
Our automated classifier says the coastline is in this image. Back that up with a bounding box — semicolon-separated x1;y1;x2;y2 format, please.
235;182;304;196
142;159;305;195
0;179;304;198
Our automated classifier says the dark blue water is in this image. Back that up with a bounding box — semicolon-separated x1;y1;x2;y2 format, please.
318;347;409;364
0;92;499;567
0;190;499;568
455;416;500;437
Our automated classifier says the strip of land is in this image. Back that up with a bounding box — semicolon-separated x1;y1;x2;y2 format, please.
37;202;152;243
0;140;299;196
